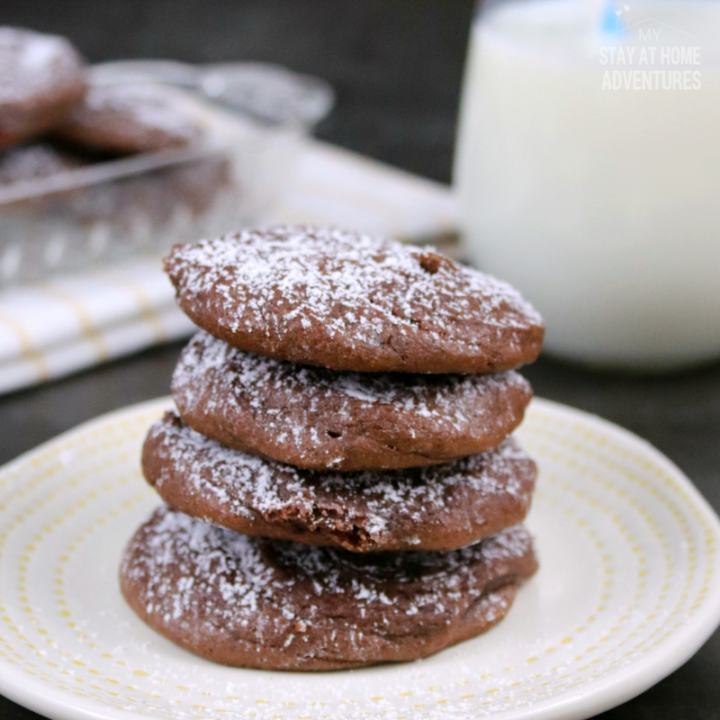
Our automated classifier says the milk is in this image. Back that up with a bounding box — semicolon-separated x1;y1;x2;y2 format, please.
455;0;720;369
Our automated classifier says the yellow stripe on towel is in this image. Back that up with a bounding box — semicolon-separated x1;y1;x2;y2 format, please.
0;310;50;382
37;289;109;363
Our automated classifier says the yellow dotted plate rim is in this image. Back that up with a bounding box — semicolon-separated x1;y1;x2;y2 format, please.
0;396;718;720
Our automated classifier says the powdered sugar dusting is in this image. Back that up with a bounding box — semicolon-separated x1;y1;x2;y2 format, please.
165;226;543;372
145;412;536;551
122;505;536;657
172;331;532;469
0;27;84;106
177;329;529;417
64;83;201;146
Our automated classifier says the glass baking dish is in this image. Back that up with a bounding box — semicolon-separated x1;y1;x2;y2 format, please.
0;63;334;286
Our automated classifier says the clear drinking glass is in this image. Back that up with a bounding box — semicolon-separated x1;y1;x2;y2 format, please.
454;0;720;370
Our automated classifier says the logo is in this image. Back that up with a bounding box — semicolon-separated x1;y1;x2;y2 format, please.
599;4;702;90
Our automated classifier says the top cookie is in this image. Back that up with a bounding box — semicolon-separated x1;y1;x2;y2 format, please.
53;82;201;155
0;27;86;149
164;226;544;374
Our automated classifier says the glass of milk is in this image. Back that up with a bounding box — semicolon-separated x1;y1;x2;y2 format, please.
455;0;720;370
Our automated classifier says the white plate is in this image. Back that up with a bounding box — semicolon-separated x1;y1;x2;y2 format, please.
0;397;718;720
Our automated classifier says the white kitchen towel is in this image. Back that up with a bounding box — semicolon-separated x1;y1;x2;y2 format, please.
0;140;457;395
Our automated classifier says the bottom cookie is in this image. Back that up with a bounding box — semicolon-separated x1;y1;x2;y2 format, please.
120;506;538;671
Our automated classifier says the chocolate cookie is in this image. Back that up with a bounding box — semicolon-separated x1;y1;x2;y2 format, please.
120;506;538;670
53;82;201;155
66;152;231;226
0;143;229;233
0;27;86;149
142;412;537;552
0;143;88;185
173;331;533;471
164;226;544;374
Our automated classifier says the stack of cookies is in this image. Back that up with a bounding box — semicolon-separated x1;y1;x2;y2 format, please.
120;225;545;671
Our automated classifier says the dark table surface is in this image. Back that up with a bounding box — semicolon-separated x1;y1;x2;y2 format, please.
1;1;719;718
